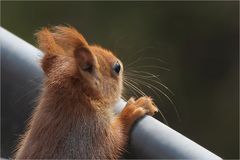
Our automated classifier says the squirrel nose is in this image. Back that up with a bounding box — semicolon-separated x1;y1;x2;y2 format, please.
113;62;121;74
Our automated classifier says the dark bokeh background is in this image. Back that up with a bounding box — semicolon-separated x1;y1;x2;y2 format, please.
1;1;239;159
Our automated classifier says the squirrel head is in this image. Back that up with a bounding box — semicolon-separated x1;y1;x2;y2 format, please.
35;26;123;107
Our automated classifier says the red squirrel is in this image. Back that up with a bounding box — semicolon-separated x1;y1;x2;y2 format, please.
14;26;158;159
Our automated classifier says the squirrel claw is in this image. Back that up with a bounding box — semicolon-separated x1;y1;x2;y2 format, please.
119;96;158;132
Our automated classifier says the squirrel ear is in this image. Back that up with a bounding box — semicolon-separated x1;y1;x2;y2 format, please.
35;28;64;74
74;46;97;73
35;28;64;56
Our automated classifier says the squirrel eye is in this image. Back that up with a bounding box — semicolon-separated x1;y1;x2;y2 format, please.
83;63;93;73
113;62;121;74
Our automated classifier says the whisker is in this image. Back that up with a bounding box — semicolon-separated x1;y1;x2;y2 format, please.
157;108;169;125
123;80;138;98
125;46;155;68
131;70;164;82
127;77;181;123
126;55;170;69
124;79;146;97
126;53;145;68
129;65;170;71
138;57;169;65
126;72;174;96
125;72;175;96
121;95;127;102
125;79;169;125
125;72;161;79
124;79;145;98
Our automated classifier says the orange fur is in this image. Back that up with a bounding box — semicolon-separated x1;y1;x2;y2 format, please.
14;25;157;159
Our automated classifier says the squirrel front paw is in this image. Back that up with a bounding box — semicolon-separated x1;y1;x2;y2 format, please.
119;96;158;132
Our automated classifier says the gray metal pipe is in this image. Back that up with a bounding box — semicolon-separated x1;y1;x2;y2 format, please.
1;27;221;159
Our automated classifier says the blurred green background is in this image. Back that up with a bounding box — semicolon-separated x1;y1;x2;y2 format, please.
1;1;239;159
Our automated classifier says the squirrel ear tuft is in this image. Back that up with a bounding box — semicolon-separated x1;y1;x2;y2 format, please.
35;28;64;55
51;25;89;56
74;46;96;73
35;28;65;74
